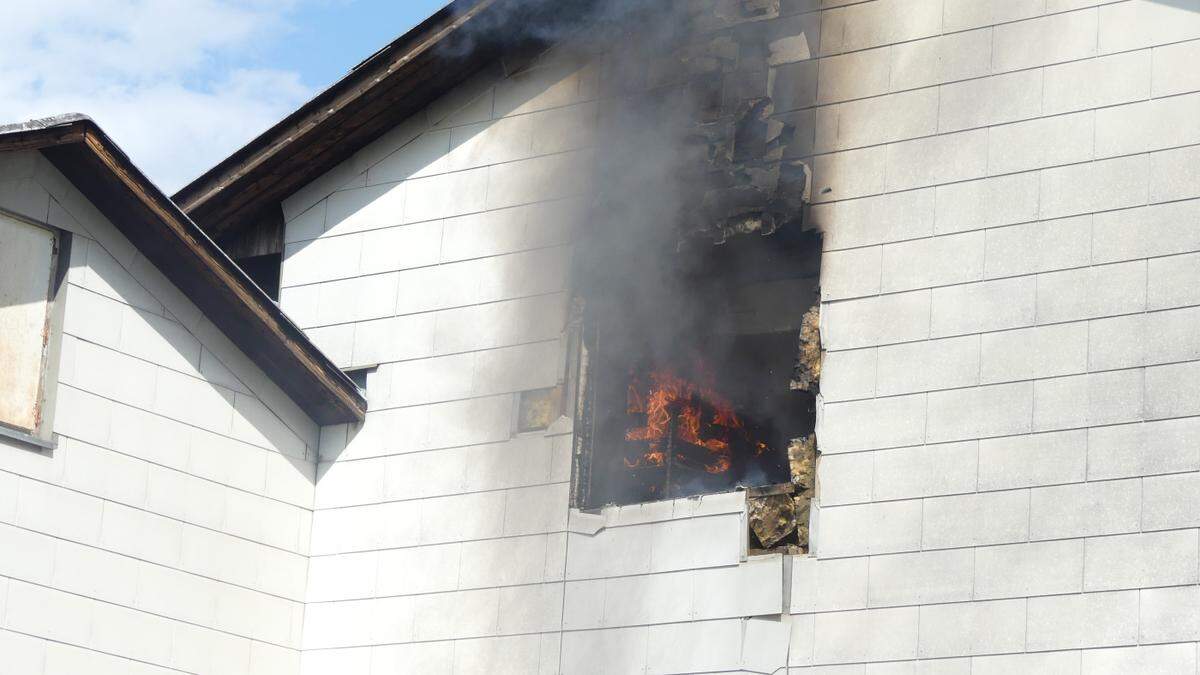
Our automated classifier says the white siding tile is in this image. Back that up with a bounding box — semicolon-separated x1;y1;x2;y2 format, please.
811;146;887;203
791;556;869;613
917;599;1026;658
988;111;1095;176
875;335;980;396
1152;40;1200;97
815;89;940;153
1039;154;1149;221
1140;585;1200;644
871;442;978;501
1088;418;1200;481
974;539;1084;599
819;0;942;55
0;521;56;584
1084;530;1200;591
926;382;1033;444
1148;252;1200;311
1146;361;1200;420
884;130;989;192
819;348;878;402
939;69;1043;133
4;581;93;649
1033;369;1144;432
974;651;1082;675
819;394;928;454
984;215;1092;280
930;277;1036;338
1097;0;1200;53
1026;590;1139;651
813;607;919;665
1150;145;1200;204
817;500;924;557
935;173;1041;235
817;48;892;104
1095;94;1200;159
890;30;992;91
820;246;882;300
814;189;935;251
15;478;103;545
942;0;1042;31
867;549;974;608
1081;643;1197;675
922;490;1030;549
1093;199;1200;265
560;627;647;675
823;290;931;350
818;452;874;505
1142;472;1200;531
1029;478;1141;540
993;10;1099;72
880;232;985;293
977;430;1087;491
980;323;1089;384
1043;50;1152;116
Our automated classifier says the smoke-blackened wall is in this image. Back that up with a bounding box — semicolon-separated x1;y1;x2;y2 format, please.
470;0;825;508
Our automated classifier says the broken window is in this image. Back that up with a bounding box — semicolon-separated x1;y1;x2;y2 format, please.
555;0;821;551
0;210;67;446
569;227;821;514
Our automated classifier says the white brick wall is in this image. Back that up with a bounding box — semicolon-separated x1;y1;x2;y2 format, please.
806;1;1200;673
78;0;1194;671
0;152;314;674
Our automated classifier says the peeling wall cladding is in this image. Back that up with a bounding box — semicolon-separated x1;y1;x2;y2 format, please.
281;0;1200;673
0;151;319;673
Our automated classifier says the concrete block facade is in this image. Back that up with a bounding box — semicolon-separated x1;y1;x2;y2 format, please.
3;0;1197;672
268;1;1200;672
0;151;319;674
810;1;1200;674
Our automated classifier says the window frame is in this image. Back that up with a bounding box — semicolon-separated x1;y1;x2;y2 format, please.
0;206;71;451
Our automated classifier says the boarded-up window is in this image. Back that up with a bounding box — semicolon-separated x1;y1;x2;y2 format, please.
0;213;58;433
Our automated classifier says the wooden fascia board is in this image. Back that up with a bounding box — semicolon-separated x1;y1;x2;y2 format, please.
175;0;498;220
34;126;365;425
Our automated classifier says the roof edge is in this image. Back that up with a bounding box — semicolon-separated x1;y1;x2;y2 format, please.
0;115;366;426
172;0;487;215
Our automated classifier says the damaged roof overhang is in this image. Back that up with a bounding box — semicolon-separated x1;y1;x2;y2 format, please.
0;115;366;425
174;0;595;239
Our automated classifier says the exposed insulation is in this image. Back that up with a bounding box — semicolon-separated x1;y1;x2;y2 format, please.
791;305;821;392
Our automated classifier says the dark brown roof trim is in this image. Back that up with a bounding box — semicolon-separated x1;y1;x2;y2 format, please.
0;115;366;425
173;0;592;238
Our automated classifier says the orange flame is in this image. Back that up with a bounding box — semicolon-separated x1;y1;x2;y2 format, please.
623;367;744;474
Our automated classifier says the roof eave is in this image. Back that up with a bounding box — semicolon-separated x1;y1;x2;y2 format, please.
0;115;366;425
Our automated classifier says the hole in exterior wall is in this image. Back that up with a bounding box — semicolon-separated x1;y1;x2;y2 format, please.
518;387;561;433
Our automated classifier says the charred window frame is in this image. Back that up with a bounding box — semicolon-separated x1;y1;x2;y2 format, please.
0;207;71;451
565;226;822;516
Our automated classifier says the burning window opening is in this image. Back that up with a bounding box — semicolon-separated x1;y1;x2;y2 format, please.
570;229;821;522
560;0;821;553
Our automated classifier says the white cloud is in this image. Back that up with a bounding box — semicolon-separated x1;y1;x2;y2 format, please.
0;0;314;192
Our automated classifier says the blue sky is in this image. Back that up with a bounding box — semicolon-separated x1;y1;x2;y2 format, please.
265;0;452;93
0;0;452;193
